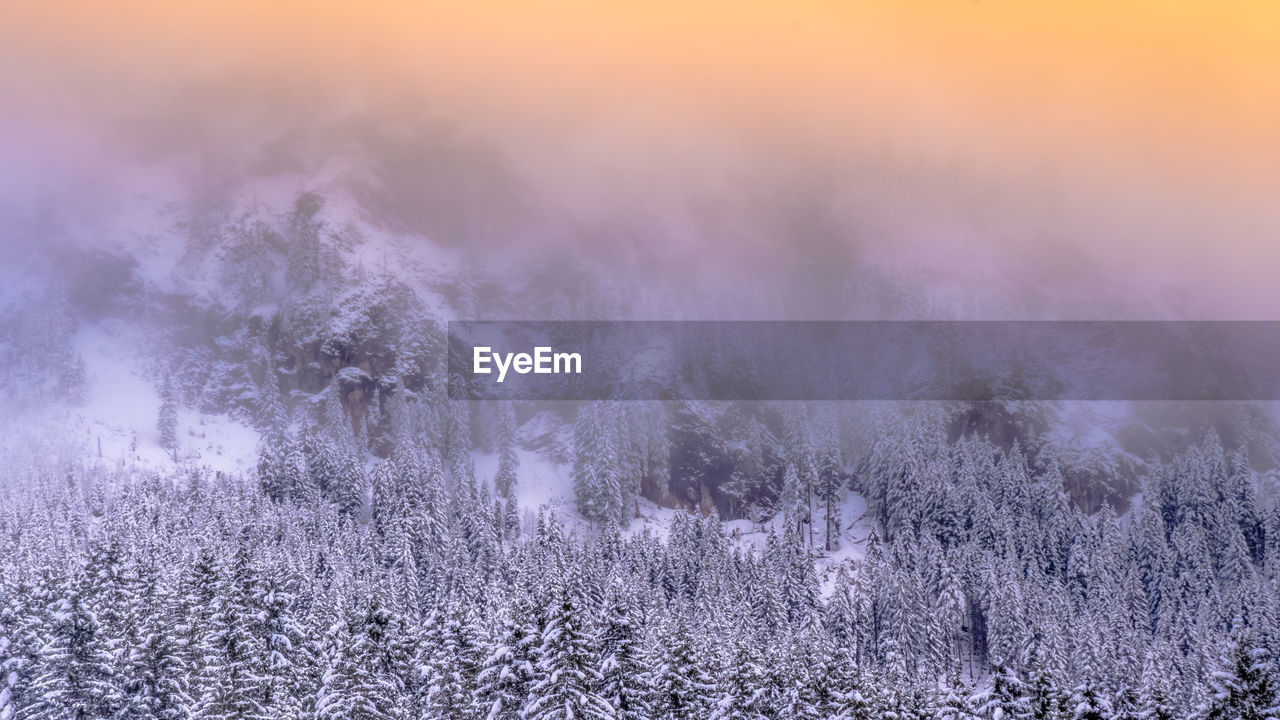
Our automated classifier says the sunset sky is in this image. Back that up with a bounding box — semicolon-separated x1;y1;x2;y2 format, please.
3;1;1279;316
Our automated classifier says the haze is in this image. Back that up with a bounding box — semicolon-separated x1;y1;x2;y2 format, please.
3;1;1279;318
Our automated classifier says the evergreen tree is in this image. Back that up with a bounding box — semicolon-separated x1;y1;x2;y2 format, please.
573;404;623;525
422;601;485;720
448;400;477;494
191;539;268;720
27;581;120;720
316;603;399;720
0;634;13;720
335;447;368;521
0;574;46;720
782;405;816;547
1199;630;1280;720
1069;679;1111;720
654;617;717;720
131;578;190;720
258;568;304;717
780;463;805;540
975;656;1030;720
476;612;538;720
1137;645;1179;720
503;495;521;544
1026;660;1067;720
815;407;844;551
495;402;520;498
258;436;291;502
527;584;612;720
937;676;982;720
710;636;769;720
597;585;650;720
157;374;180;462
257;365;288;437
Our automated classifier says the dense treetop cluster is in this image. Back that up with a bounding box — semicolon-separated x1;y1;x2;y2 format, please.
3;404;1279;719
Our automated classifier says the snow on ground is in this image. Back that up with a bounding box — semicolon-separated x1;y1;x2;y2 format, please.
624;488;872;595
476;439;873;595
55;320;260;476
171;411;263;476
473;447;589;535
475;448;571;512
714;490;871;594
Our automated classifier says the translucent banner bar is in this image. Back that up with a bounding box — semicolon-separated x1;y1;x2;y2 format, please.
447;321;1280;401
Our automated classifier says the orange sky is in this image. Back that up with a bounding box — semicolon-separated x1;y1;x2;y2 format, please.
8;2;1279;148
3;1;1280;314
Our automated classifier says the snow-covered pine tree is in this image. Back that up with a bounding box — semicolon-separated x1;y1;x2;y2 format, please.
191;538;268;720
176;546;220;713
780;463;805;541
495;401;519;498
573;404;623;525
27;572;120;720
935;562;969;674
0;634;12;720
258;566;304;717
1025;648;1068;720
303;427;341;499
778;643;824;720
654;616;717;720
503;495;521;543
132;575;190;720
0;572;47;720
840;667;895;720
157;374;179;462
82;538;140;717
315;610;395;720
283;427;313;502
369;458;398;539
611;404;650;523
974;655;1030;720
815;406;844;551
257;365;288;436
335;446;368;521
475;610;538;720
1136;644;1179;720
448;400;477;495
782;405;816;547
257;436;292;503
526;583;612;720
1199;628;1280;720
596;583;650;720
710;633;769;720
1068;678;1111;720
421;599;485;720
937;675;982;720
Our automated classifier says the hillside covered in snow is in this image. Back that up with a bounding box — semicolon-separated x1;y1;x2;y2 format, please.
6;2;1280;715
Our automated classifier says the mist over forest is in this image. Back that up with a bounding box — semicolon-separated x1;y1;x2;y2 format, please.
4;4;1280;720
